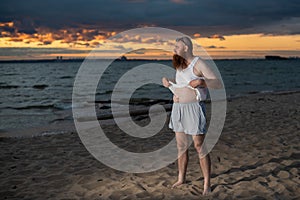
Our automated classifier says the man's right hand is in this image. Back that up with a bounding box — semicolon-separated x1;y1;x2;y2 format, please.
162;77;170;88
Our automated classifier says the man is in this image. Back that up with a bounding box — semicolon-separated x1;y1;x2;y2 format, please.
162;36;221;195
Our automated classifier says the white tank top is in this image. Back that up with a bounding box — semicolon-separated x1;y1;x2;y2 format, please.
175;57;207;101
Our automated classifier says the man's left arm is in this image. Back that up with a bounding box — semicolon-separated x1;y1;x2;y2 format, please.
190;59;223;89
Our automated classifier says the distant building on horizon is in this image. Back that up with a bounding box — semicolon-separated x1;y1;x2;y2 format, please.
56;56;63;61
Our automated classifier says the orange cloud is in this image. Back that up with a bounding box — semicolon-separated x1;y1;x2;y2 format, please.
0;22;14;27
8;38;23;42
193;33;201;38
1;31;11;37
0;22;116;48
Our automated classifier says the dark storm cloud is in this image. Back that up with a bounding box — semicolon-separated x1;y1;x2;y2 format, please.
0;0;299;37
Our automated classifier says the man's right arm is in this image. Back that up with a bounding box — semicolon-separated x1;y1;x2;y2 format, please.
162;77;179;102
162;77;176;87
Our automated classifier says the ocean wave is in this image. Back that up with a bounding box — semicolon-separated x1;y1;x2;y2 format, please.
53;102;72;110
32;84;48;89
39;130;69;136
5;104;56;110
59;76;73;79
0;85;20;89
4;102;72;110
227;89;300;99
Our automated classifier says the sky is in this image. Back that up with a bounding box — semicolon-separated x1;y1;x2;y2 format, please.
0;0;300;60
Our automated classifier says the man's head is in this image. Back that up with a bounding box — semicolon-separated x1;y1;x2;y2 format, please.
174;36;193;57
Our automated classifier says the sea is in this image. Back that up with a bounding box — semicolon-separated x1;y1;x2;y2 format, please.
0;59;299;137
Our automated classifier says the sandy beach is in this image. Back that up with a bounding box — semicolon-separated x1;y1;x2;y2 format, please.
1;92;299;199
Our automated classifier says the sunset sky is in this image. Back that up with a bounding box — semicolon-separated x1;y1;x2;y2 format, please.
0;0;299;60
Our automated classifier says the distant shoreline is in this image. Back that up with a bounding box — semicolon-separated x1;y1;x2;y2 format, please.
0;58;249;63
0;58;283;63
0;55;298;63
0;58;170;63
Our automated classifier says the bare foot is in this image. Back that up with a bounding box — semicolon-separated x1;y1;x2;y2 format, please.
171;180;185;188
202;186;211;195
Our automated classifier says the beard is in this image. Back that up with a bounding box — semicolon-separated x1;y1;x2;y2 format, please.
172;54;188;70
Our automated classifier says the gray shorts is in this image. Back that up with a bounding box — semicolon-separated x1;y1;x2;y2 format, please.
169;101;206;135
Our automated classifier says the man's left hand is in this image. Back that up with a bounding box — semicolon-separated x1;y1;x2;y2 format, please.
189;79;204;88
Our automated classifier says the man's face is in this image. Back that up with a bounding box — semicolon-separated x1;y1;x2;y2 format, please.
173;41;186;57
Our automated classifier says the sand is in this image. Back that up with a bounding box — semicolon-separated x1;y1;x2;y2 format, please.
0;92;299;199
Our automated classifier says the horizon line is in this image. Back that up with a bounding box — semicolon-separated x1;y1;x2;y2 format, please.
0;55;299;63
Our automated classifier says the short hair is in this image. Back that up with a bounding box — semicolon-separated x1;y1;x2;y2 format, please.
176;36;193;52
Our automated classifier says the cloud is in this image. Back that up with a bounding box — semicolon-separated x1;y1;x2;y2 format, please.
126;48;170;55
109;34;168;45
170;0;190;4
111;34;142;43
193;33;201;38
206;45;226;49
0;0;299;46
113;44;133;51
0;21;116;47
208;34;225;41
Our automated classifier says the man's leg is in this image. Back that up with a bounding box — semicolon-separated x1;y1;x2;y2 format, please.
192;134;211;195
172;132;189;188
